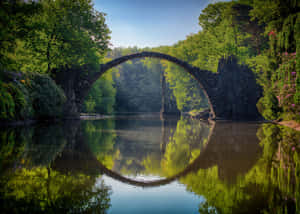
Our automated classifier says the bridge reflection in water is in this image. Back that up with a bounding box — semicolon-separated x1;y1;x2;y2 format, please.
51;119;261;187
0;116;299;213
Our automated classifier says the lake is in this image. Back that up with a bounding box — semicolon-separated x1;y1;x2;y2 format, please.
0;114;299;213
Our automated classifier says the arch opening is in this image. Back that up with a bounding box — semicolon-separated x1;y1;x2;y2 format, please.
89;51;216;118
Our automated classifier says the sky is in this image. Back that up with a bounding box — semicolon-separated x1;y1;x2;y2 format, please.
93;0;215;48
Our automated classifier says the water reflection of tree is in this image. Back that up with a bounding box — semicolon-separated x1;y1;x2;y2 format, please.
85;117;211;178
0;128;29;173
0;123;112;213
0;122;78;171
180;123;300;214
159;118;210;177
0;167;111;213
83;119;118;170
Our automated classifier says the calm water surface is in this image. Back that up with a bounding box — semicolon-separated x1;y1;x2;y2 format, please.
0;114;299;213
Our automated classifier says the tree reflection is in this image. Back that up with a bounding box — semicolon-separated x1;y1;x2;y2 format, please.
83;117;211;178
0;166;111;213
83;119;118;170
0;123;112;213
179;123;300;214
160;118;210;177
0;128;29;173
2;119;299;213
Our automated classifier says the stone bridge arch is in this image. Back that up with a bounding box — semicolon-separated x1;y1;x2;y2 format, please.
54;52;262;120
82;51;217;118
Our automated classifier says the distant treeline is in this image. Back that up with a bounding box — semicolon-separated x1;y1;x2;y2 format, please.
0;0;299;121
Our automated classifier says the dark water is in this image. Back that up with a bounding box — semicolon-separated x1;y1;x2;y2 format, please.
0;115;299;214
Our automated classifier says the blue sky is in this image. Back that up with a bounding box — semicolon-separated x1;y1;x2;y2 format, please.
94;0;214;48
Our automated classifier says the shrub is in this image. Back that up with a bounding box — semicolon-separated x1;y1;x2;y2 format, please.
0;81;15;120
0;72;66;121
28;73;66;119
8;82;33;120
257;90;281;120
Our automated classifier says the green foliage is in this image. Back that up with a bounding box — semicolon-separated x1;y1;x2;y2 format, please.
83;73;116;114
0;81;15;120
250;0;299;38
160;118;209;176
192;2;262;72
245;0;300;121
2;115;300;213
0;167;111;213
83;117;210;177
198;2;228;32
28;73;66;119
1;0;298;121
0;0;39;70
160;45;209;112
0;73;65;121
0;78;34;121
0;0;111;121
108;47;163;113
153;1;267;113
0;123;111;213
182;0;299;121
180;123;300;214
257;89;281;120
143;0;299;121
18;0;110;73
83;120;117;169
0;128;31;174
100;46;208;114
9;82;34;120
273;52;299;120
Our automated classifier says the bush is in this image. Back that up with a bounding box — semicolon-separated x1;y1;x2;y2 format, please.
0;72;66;121
0;81;15;120
28;73;66;119
257;90;281;120
8;82;33;119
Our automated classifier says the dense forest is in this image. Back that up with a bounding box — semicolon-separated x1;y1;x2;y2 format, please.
0;0;299;121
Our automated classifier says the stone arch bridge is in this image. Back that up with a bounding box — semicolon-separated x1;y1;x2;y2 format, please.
54;51;262;120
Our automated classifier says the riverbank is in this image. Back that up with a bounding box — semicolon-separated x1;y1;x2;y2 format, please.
277;120;300;132
80;113;113;120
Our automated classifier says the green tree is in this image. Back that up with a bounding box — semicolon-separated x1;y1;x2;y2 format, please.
83;72;116;114
0;0;38;71
19;0;110;73
109;47;162;113
248;0;300;121
161;43;209;112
